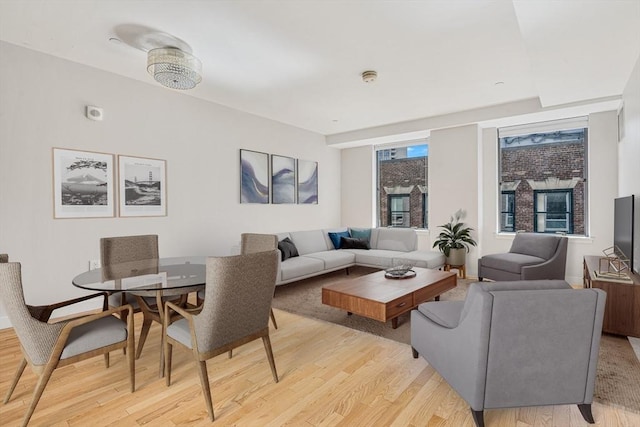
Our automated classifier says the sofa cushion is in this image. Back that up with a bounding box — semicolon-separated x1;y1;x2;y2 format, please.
342;249;400;268
392;250;445;269
280;256;325;281
509;233;560;260
417;301;464;329
340;237;370;250
304;251;356;269
374;228;417;252
349;227;372;242
278;237;299;261
290;230;331;255
480;253;545;274
328;231;350;249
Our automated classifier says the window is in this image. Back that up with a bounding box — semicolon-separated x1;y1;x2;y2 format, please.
376;143;428;228
534;190;573;233
498;117;587;236
389;195;410;227
500;191;515;232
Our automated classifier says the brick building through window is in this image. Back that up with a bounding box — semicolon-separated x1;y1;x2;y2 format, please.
377;145;428;228
499;123;587;235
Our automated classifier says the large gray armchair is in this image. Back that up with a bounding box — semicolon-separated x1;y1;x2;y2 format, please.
478;232;568;281
411;280;606;427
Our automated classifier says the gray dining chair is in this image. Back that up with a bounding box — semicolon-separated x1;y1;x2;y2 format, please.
197;233;279;329
101;234;184;359
0;262;135;427
163;250;280;421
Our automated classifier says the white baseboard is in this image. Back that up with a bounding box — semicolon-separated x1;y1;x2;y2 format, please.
0;299;103;330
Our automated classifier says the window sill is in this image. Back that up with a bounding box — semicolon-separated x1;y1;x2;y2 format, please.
494;232;594;244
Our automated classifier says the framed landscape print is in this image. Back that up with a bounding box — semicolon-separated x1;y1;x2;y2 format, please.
118;155;167;217
271;154;296;204
240;149;269;204
52;148;115;218
297;159;318;204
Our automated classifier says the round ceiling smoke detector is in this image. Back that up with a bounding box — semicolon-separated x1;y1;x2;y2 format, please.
362;70;377;83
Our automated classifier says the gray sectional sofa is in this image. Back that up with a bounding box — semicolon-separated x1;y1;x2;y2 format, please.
275;227;445;285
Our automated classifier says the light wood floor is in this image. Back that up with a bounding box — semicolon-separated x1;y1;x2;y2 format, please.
1;309;639;426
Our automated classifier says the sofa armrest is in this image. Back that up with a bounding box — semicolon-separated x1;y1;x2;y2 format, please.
521;236;568;280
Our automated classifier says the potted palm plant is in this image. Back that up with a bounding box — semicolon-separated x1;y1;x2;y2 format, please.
432;209;477;266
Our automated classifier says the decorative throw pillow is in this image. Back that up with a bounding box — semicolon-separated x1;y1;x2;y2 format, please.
328;231;350;249
340;236;371;250
349;227;372;243
278;237;299;261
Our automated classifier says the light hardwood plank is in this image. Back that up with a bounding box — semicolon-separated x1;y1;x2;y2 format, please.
1;309;639;426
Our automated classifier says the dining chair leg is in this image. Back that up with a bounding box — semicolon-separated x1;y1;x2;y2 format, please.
104;352;110;368
228;349;233;358
270;308;278;329
127;311;136;393
3;357;27;403
196;359;215;421
164;341;173;386
136;317;153;359
262;334;279;383
22;361;56;427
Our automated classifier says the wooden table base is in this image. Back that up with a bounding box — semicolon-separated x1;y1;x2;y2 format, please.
322;268;457;329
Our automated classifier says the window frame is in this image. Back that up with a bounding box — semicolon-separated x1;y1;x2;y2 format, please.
500;191;516;232
497;117;588;236
388;194;411;227
533;189;574;234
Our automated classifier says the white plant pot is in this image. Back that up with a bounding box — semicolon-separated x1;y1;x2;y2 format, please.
446;248;466;266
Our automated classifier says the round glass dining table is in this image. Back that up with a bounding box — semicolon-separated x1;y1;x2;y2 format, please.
73;256;207;377
72;256;207;297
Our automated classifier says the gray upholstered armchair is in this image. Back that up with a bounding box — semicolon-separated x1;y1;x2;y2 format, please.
478;232;568;281
411;280;606;427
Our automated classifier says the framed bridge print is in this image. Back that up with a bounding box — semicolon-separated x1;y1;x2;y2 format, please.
118;155;167;217
52;148;115;218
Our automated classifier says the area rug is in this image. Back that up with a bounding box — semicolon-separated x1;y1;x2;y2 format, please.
272;267;640;413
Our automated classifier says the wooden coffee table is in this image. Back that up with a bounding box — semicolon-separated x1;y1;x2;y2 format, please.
321;267;457;328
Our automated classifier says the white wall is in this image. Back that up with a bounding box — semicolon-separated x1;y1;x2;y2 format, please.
340;145;374;228
619;55;640;274
429;124;480;274
0;42;341;327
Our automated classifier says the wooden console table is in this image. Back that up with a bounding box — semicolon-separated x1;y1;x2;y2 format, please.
583;255;640;338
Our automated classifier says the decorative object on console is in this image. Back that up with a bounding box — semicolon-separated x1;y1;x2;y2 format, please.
240;149;269;204
52;148;115;219
147;47;202;90
432;209;477;266
297;159;318;204
271;155;296;204
118;155;167;217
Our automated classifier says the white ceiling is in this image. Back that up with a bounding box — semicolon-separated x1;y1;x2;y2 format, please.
1;0;639;136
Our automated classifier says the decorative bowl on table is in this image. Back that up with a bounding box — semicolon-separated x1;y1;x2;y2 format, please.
384;263;416;279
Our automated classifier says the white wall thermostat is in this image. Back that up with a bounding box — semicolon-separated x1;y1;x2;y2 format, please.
86;105;103;121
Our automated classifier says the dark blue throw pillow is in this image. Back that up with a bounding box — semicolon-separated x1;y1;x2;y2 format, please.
328;231;350;249
278;237;299;261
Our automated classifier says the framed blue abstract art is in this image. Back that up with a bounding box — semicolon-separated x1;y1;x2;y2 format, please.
297;159;318;204
240;149;269;204
271;154;296;204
